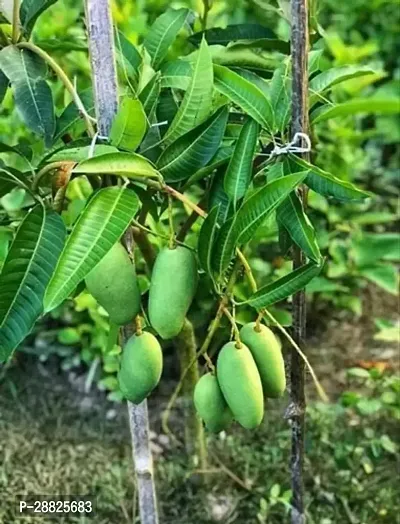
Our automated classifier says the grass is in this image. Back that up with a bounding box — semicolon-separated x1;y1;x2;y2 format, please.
0;364;399;524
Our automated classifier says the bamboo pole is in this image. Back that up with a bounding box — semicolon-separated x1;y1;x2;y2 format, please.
85;2;159;523
289;1;310;523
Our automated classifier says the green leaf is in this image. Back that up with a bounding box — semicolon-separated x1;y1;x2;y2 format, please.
110;97;147;151
139;73;161;117
0;205;66;362
230;67;269;96
54;89;94;143
359;264;399;295
312;98;400;123
44;187;140;312
47;145;118;163
73;152;160;179
189;24;279;46
208;167;232;225
198;206;220;277
183;145;234;189
310;66;376;105
210;46;277;74
0;69;8;105
224;118;259;205
270;62;291;133
213;65;273;130
164;38;213;145
235;172;308;244
144;8;189;70
290;156;371;201
157;106;228;183
247;262;323;309
0;168;30;198
228;38;289;54
160;59;192;90
20;0;58;35
353;233;400;266
115;29;142;89
33;37;87;52
277;193;321;263
0;46;55;146
211;217;237;276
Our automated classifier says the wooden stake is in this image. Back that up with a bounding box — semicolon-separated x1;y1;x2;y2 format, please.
85;2;159;523
289;1;309;523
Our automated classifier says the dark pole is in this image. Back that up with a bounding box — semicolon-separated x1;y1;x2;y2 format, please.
289;0;309;523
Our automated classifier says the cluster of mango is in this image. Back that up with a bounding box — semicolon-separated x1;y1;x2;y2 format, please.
85;243;197;403
194;324;285;431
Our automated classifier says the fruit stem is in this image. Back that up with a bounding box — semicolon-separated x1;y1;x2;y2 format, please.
135;315;143;336
167;195;175;249
222;307;242;348
254;312;263;332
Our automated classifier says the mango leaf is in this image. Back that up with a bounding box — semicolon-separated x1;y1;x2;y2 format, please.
359;264;399;295
160;59;192;90
309;49;324;75
0;46;55;146
211;47;277;75
230;67;269;96
47;145;118;163
73;152;160;179
247;262;323;309
33;37;87;52
224;118;259;205
115;29;142;89
183;145;234;188
213;64;273;130
110;97;147;151
157;106;228;182
189;24;279;46
54;88;94;143
0;167;31;198
270;62;291;133
0;0;13;21
211;217;237;276
277;193;321;263
44;187;140;312
228;38;289;54
235;172;308;244
290;156;371;201
278;222;292;257
312;98;400;123
164;38;213;145
0;205;66;361
0;70;8;105
208;167;232;225
139;73;161;117
198;206;220;277
144;8;189;70
20;0;58;35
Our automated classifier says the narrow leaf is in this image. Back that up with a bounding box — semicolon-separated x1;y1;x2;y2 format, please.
54;88;94;143
144;8;189;70
48;145;118;163
139;73;161;117
270;62;291;133
189;24;279;46
164;38;213;144
0;46;55;146
247;262;323;309
110;97;147;151
198;206;220;277
0;167;31;197
157;106;228;183
0;205;66;361
160;59;192;90
277;192;321;263
290;156;371;201
312;98;400;123
235;172;308;244
183;145;234;189
44;187;140;312
20;0;58;35
212;217;237;276
73;152;160;179
115;29;142;89
213;64;273;130
224;118;259;205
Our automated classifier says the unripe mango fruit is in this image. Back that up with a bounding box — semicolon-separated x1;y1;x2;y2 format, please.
240;322;286;398
118;331;163;404
148;246;198;339
85;242;141;325
217;342;264;429
194;373;233;433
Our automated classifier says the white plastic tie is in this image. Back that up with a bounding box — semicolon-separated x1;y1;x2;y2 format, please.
270;132;311;159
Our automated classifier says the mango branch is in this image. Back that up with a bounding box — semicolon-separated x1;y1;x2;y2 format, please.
16;42;96;137
12;0;20;43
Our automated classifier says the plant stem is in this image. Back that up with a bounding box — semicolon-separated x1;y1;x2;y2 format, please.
289;0;310;522
85;2;158;523
12;0;20;43
17;42;95;137
32;161;76;191
201;0;211;31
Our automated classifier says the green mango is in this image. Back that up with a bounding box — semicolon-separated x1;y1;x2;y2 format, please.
118;331;163;404
240;322;286;398
217;341;264;429
148;246;198;339
194;373;233;433
85;242;141;326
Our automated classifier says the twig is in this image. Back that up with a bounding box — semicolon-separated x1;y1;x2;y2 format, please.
12;0;20;43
